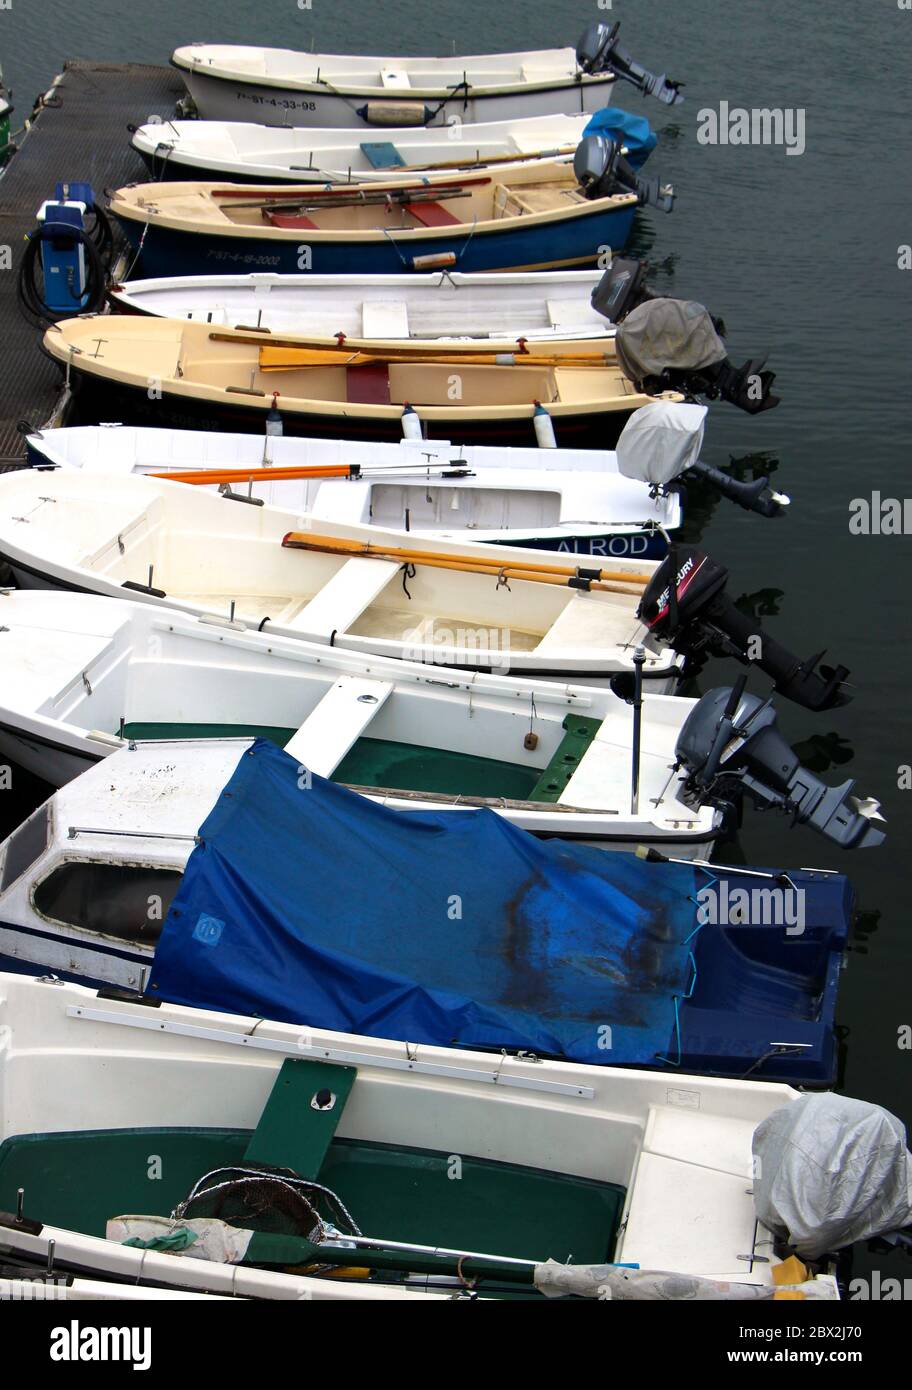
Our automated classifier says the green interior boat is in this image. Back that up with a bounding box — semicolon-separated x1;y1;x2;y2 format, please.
120;716;602;804
0;1058;626;1292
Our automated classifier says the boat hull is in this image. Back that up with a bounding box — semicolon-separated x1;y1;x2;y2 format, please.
114;200;638;278
177;66;617;129
60;366;639;447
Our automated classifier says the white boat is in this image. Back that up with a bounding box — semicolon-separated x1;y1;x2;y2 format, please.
131;113;590;184
25;423;681;560
0;973;832;1301
109;268;617;345
0;593;716;852
171;27;682;129
0;468;682;683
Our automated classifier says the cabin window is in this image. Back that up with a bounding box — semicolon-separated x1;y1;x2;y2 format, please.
32;862;183;944
0;806;50;892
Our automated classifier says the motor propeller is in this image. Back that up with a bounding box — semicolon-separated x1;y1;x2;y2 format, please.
638;546;851;711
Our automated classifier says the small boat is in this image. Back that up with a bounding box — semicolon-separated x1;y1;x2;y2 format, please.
171;24;683;128
108;268;620;345
0;733;850;1084
131;108;655;184
0;467;681;681
24;421;683;560
0;592;719;852
0;973;847;1301
43;314;675;445
107;134;672;280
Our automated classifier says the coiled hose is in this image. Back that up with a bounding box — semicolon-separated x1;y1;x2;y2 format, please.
17;200;114;327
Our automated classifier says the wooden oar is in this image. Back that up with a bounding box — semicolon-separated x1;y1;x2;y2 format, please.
257;347;609;371
209;330;611;367
213;174;493;200
282;531;649;591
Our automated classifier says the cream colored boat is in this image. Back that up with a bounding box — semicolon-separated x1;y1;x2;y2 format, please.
43;314;677;445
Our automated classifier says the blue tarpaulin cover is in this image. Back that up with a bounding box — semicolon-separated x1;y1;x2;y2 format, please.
583;107;658;169
149;741;696;1064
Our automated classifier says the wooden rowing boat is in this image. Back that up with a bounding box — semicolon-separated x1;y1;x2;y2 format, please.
43;315;679;445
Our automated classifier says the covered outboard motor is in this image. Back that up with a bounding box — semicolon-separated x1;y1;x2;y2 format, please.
752;1095;912;1259
638;546;850;711
675;680;885;849
615;400;788;517
576;22;683;106
617;298;779;414
573;134;674;213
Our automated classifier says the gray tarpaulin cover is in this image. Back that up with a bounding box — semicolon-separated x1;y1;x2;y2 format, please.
532;1262;838;1300
615;399;707;485
615;298;728;383
752;1094;912;1259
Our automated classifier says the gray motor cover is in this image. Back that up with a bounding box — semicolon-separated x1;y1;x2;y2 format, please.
616;298;728;383
752;1093;912;1259
615;399;707;485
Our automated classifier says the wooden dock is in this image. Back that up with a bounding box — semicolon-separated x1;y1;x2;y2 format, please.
0;61;181;464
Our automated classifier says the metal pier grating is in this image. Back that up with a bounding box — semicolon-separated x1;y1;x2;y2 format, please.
0;61;182;464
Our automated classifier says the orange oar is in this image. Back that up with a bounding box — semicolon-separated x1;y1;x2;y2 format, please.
151;464;357;486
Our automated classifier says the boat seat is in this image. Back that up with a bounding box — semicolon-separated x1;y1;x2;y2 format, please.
616;1106;761;1277
361;300;411;339
283;674;394;775
243;1057;356;1181
527;714;602;803
408;200;462;228
264;211;318;229
284;556;401;637
380;67;411;89
534;592;626;653
546;298;600;331
360;141;406;169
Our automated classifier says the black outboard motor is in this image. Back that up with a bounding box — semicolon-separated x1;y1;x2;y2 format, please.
675;680;885;850
590;256;653;324
573;135;675;213
576;22;684;106
616;297;779;414
638;547;851;711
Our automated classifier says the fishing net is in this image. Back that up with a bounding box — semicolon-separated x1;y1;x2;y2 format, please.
172;1164;362;1243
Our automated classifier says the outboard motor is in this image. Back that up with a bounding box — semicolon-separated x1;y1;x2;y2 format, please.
573;134;674;213
638;547;851;711
616;297;779;414
615;400;789;518
753;1094;912;1259
675;680;885;849
590;255;652;324
576;22;683;106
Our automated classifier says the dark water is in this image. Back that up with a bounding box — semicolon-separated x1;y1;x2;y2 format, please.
2;0;910;1276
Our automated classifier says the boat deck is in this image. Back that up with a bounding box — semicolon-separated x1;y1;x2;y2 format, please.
0;61;181;464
